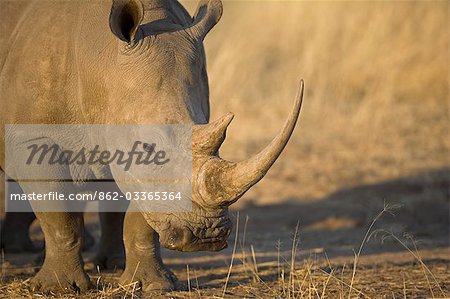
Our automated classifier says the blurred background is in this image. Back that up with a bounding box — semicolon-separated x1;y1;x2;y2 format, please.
182;0;449;205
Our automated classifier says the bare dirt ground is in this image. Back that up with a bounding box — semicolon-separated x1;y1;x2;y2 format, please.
1;1;449;298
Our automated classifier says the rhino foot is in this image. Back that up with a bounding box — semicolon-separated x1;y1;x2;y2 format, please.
120;211;176;291
82;228;95;251
119;262;177;292
27;211;92;294
94;212;125;270
93;252;125;270
30;263;92;294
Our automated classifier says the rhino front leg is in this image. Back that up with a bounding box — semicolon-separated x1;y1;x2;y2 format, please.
119;211;177;292
30;212;92;293
94;212;126;270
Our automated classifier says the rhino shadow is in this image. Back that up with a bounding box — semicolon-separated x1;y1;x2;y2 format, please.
163;167;449;286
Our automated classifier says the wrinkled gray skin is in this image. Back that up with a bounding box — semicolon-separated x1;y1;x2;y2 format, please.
0;0;304;293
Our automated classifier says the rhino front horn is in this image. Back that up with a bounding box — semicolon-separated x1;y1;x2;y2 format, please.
221;80;304;204
197;80;305;207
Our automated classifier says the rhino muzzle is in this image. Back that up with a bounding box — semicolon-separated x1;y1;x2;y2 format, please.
159;220;231;252
145;208;232;252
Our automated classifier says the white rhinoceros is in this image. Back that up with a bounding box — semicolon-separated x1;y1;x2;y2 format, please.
0;0;304;293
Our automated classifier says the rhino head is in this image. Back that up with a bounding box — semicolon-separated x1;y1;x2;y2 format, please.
107;0;304;252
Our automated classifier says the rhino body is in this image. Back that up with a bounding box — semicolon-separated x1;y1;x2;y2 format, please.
0;0;303;293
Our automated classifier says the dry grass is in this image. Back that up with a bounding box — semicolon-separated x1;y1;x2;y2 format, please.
1;0;449;298
1;208;449;298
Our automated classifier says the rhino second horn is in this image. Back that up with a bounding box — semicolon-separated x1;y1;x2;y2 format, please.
193;112;234;156
219;80;305;205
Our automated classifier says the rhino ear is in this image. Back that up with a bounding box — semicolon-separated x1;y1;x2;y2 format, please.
190;0;223;41
109;0;144;43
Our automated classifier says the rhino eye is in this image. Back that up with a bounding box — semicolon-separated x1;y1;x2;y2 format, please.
143;143;155;153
